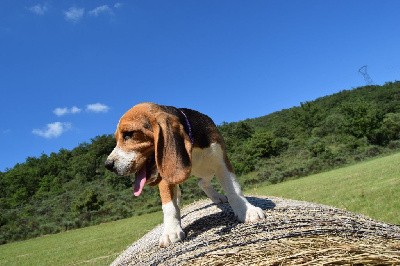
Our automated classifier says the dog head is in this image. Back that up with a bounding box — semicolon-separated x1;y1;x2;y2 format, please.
105;103;192;196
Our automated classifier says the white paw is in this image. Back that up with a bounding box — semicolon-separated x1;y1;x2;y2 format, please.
159;226;185;247
235;204;265;223
244;205;265;223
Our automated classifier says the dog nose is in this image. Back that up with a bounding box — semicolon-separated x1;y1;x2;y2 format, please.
105;159;115;171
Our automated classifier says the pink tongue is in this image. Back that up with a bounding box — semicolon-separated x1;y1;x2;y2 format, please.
133;167;147;197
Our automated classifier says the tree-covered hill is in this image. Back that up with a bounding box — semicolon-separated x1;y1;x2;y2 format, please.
1;81;400;244
221;81;400;183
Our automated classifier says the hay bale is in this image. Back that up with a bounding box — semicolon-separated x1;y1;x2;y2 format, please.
112;196;400;265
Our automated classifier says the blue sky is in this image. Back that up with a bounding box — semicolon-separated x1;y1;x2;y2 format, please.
1;1;400;171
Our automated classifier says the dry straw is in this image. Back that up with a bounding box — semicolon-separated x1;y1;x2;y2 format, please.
112;196;400;265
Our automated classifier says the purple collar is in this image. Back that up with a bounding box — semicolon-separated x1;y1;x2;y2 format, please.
178;109;194;144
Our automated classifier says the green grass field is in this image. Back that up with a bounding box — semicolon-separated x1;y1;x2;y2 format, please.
0;212;162;266
250;152;400;225
1;152;399;266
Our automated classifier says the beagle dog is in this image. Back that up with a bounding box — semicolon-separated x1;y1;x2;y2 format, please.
105;103;265;247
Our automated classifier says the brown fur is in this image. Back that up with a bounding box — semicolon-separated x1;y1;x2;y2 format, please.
153;111;192;185
158;179;176;205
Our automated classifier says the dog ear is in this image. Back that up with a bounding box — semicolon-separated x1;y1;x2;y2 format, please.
154;114;192;184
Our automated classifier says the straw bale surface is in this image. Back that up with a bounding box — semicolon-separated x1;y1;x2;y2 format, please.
112;196;400;265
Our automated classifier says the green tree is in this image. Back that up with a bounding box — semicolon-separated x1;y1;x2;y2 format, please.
246;131;288;159
340;100;381;140
381;113;400;141
72;189;104;213
294;101;324;134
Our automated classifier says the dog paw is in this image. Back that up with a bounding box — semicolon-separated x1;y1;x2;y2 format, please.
159;226;185;247
244;205;265;223
234;204;265;223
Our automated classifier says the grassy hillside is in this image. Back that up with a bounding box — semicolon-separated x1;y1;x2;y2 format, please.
1;152;399;266
0;212;162;266
250;152;400;225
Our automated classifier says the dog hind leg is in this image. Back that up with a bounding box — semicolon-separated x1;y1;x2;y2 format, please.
198;176;228;204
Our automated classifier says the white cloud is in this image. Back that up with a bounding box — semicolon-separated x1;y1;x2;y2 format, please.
71;106;81;114
64;7;85;23
114;3;123;9
89;5;113;16
53;106;82;116
29;4;48;15
53;107;68;116
53;104;110;115
32;122;72;139
86;103;110;113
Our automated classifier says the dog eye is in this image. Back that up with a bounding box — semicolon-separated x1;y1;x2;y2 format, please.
123;131;135;141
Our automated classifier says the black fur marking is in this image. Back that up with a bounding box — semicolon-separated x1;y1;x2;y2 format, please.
159;105;222;148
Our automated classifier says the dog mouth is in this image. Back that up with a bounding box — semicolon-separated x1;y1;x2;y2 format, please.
132;156;157;197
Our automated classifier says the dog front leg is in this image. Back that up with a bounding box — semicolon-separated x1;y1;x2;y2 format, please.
158;179;185;247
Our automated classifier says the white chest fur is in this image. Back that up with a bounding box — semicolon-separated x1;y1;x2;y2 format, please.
190;143;224;178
